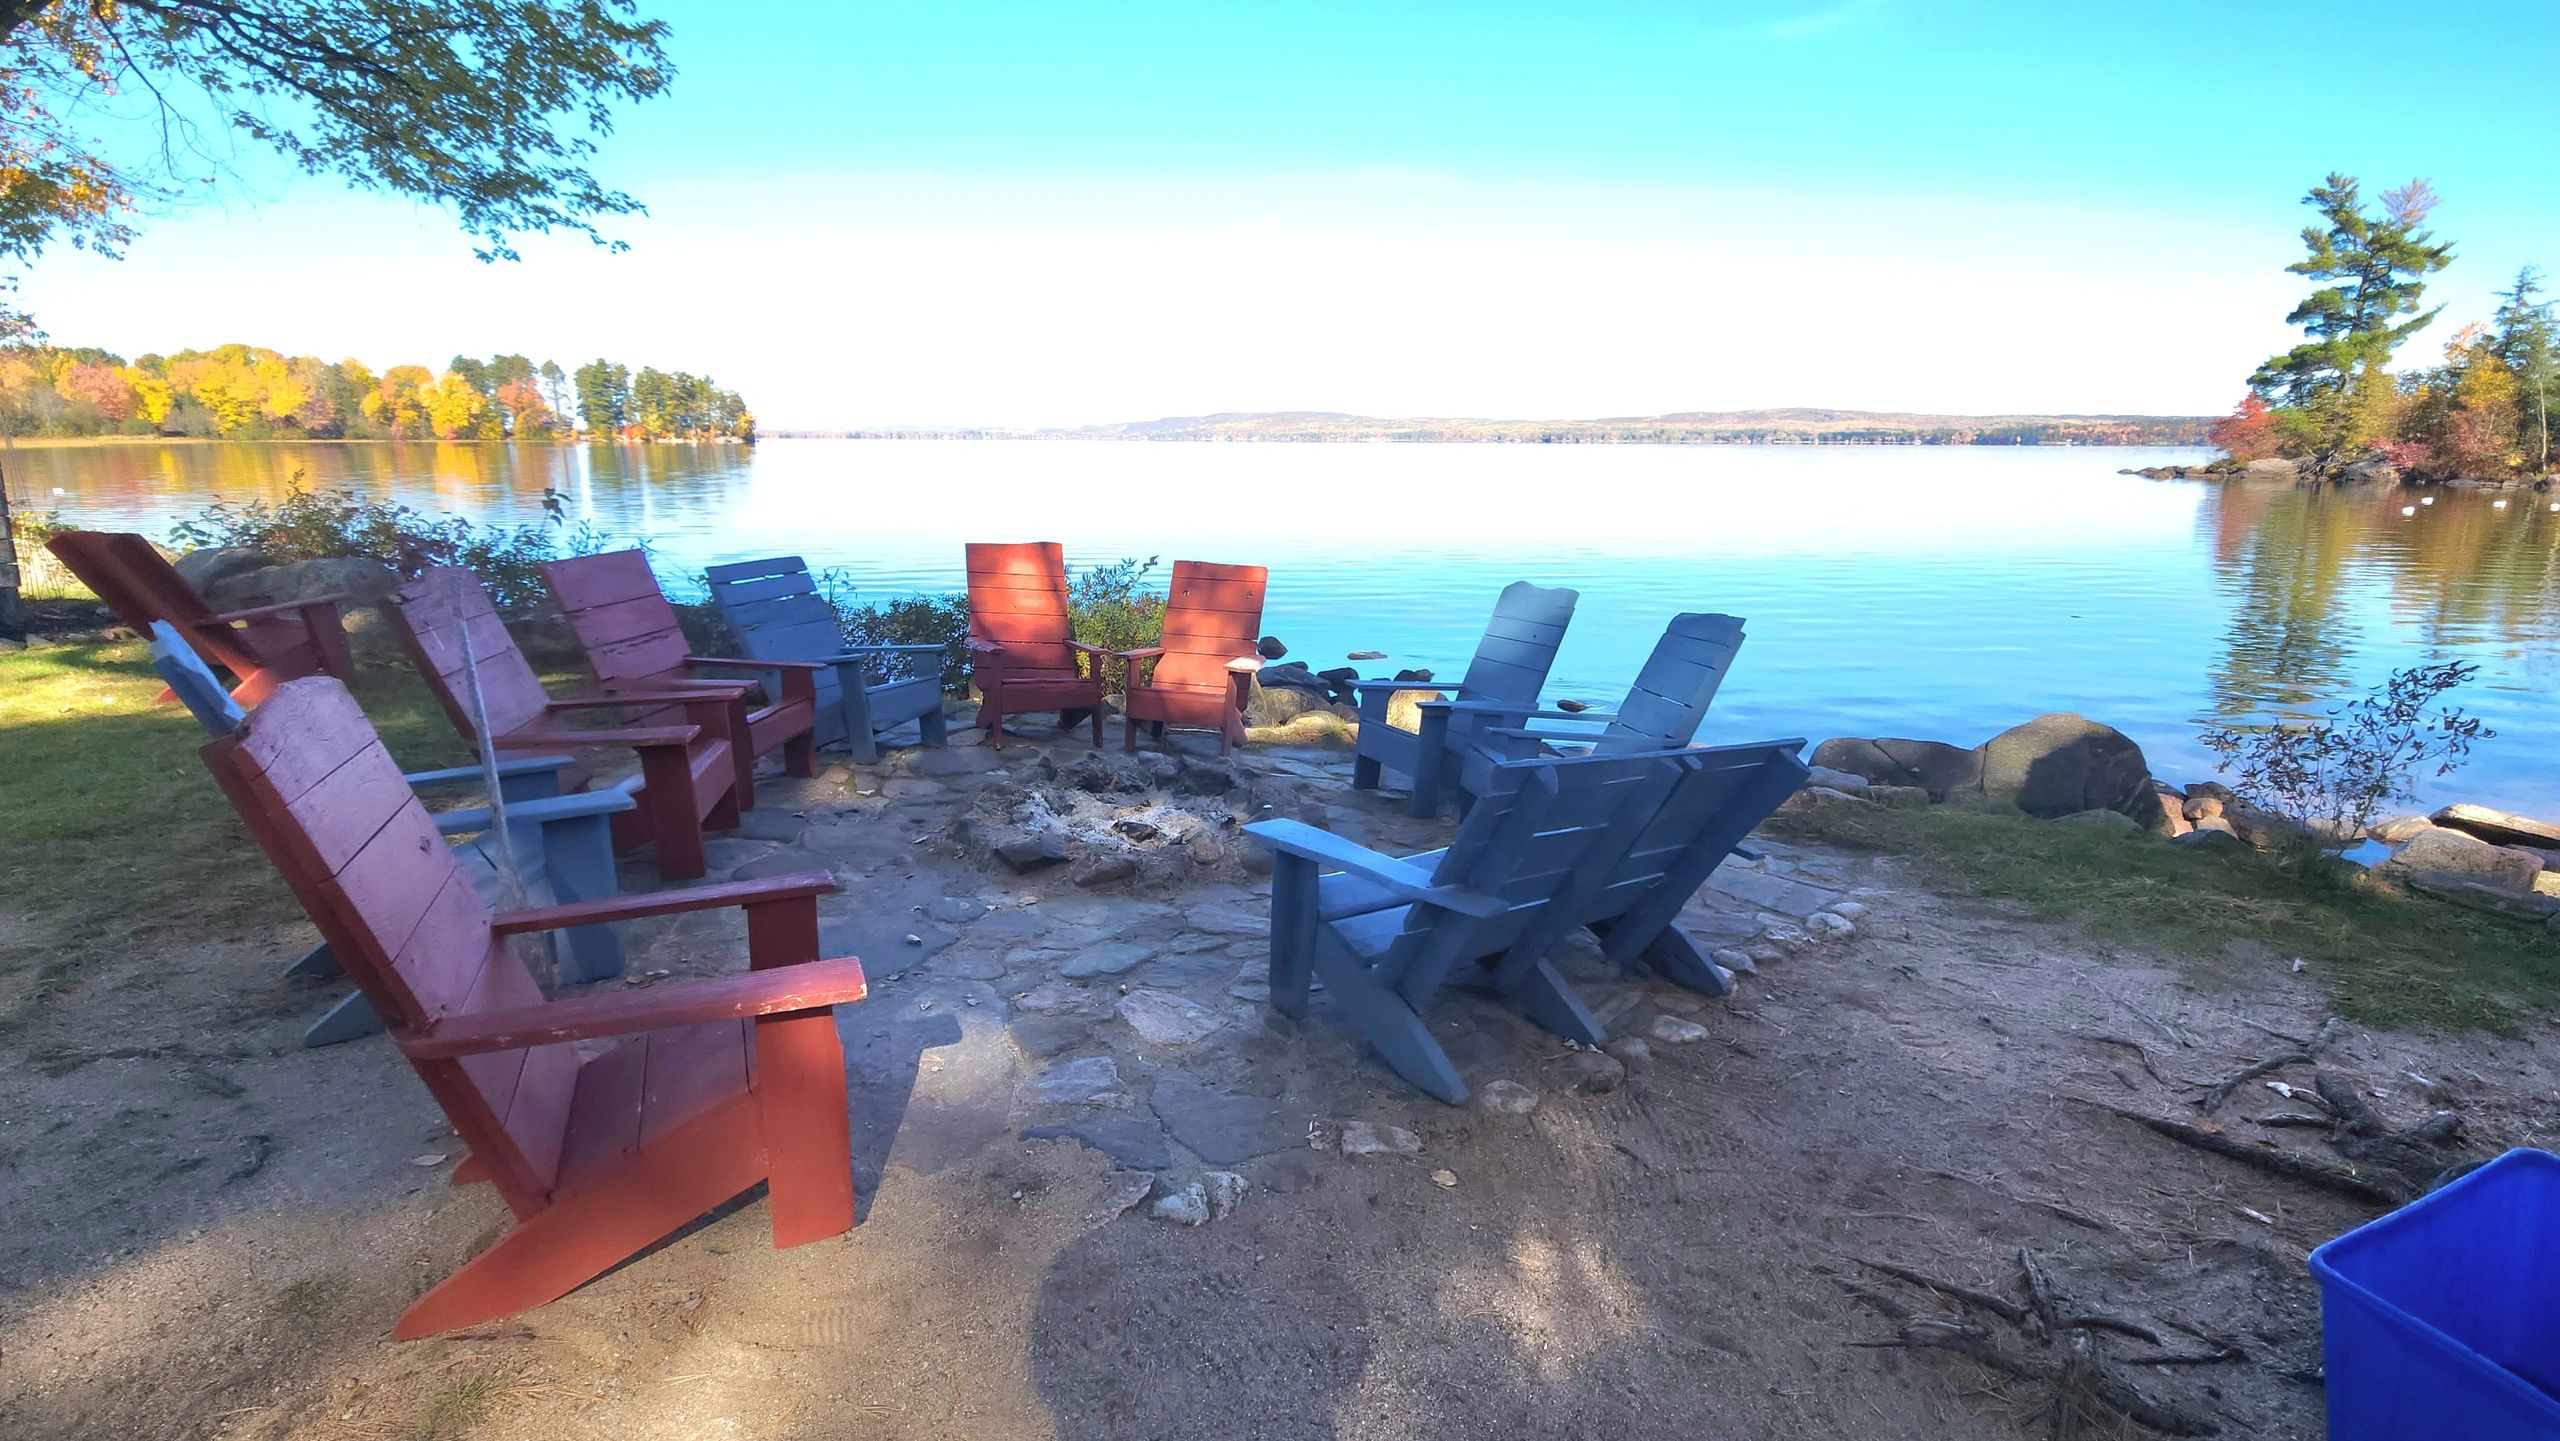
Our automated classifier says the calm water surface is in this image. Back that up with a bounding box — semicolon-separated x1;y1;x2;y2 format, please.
18;438;2560;815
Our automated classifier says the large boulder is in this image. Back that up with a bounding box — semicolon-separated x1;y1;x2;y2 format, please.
2383;826;2543;896
2430;803;2560;851
203;555;404;662
1976;713;2163;825
171;545;275;596
1807;737;1983;800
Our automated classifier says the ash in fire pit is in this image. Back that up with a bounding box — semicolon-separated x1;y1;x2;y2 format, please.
941;746;1287;889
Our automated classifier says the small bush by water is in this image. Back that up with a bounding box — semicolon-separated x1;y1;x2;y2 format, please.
168;484;608;610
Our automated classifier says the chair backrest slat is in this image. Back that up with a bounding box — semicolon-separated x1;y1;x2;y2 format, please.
1150;560;1267;692
542;550;692;689
1594;613;1745;754
385;568;558;743
1455;581;1578;709
202;676;580;1208
966;542;1077;670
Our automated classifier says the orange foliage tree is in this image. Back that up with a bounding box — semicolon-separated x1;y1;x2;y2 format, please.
2208;393;2280;462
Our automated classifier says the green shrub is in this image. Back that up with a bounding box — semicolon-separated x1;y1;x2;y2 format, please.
1068;556;1168;684
8;505;66;545
821;557;1167;697
167;483;608;610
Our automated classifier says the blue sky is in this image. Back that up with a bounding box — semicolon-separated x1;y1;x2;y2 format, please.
24;0;2560;427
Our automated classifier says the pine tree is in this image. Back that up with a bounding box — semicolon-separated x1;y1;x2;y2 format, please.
2492;267;2555;474
2251;174;2455;476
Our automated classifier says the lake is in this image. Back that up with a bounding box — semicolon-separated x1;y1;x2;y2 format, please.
16;437;2560;817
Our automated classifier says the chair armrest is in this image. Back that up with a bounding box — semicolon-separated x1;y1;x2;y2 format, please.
1424;700;1613;723
497;723;702;750
490;873;839;935
1226;656;1262;673
964;636;1003;654
1241;820;1508;917
687;654;829;672
1063;640;1113;659
432;788;639;836
1340;676;1448;694
395;959;870;1060
1114;646;1166;661
404;756;573;789
832;642;947;657
549;690;742;711
215;593;355;621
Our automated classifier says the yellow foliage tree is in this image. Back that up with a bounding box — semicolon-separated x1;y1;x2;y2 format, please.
423;368;490;439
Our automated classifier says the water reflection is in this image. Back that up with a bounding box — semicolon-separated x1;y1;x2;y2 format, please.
14;439;2560;815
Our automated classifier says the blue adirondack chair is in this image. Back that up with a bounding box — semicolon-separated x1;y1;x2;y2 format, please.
1246;738;1808;1103
1436;612;1746;809
1348;581;1579;817
704;556;948;764
150;623;635;1047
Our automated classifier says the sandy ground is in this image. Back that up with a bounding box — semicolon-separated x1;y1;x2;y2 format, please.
6;724;2557;1441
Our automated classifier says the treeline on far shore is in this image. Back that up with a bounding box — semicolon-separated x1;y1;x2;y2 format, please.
0;343;755;443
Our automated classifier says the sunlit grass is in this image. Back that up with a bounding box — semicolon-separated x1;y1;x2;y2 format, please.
0;640;467;1031
1772;798;2560;1032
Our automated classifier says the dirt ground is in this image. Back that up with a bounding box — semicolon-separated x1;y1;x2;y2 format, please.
6;722;2557;1441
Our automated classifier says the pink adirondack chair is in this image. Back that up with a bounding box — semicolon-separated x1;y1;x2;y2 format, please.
201;676;868;1338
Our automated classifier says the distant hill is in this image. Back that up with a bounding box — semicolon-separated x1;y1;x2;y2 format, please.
785;407;2213;445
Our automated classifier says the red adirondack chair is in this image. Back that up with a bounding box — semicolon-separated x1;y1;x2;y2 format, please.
540;550;820;804
965;541;1108;749
1117;560;1267;755
45;529;353;705
382;566;742;881
201;676;867;1338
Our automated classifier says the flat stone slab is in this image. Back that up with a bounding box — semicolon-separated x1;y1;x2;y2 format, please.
909;747;1003;777
1138;947;1239;989
1060;942;1154;979
1117;989;1225;1047
924;896;990;924
1705;867;1843;919
1021;1116;1171;1171
821;917;953;968
1149;1074;1297;1164
734;846;835;881
729;810;810;843
1021;1055;1126;1106
1008;1012;1097;1058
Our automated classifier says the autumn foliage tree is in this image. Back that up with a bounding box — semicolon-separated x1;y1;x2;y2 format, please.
2208;393;2280;463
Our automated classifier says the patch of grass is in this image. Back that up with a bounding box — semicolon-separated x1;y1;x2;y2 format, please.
1248;711;1357;747
272;1276;336;1322
1771;797;2560;1032
411;1377;498;1441
0;641;469;1031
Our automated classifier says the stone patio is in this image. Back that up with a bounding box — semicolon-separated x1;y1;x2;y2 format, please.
597;717;1865;1217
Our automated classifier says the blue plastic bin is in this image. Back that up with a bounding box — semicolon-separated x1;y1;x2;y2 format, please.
2308;1148;2560;1440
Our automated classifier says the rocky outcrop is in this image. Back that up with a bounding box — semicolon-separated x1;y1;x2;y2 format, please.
200;554;405;662
2429;804;2560;851
2380;826;2543;895
1815;713;2162;827
1807;737;1982;800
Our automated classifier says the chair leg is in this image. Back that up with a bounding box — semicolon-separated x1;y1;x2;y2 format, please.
541;814;626;983
1353;753;1382;790
783;726;818;779
754;1010;856;1247
1267;855;1319;1018
1088;705;1104;747
392;1100;766;1339
1123;711;1139;751
919;705;948;748
302;989;384;1048
1497;955;1609;1045
638;750;707;882
841;683;882;763
1625;922;1733;998
723;697;761;811
281;939;340;980
1319;951;1467;1105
